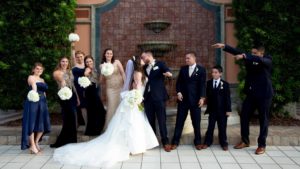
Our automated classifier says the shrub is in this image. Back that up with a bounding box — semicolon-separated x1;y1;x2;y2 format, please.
232;0;300;116
0;0;76;110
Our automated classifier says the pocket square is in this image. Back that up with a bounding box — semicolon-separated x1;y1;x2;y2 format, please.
253;62;259;65
153;66;159;70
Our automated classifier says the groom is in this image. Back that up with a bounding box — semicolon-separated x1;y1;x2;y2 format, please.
141;50;173;152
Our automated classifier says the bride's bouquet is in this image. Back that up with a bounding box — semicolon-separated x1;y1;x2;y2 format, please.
78;76;91;88
124;89;144;110
57;87;73;100
27;90;40;102
101;63;114;76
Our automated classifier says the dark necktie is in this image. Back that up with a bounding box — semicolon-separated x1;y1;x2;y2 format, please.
214;81;217;88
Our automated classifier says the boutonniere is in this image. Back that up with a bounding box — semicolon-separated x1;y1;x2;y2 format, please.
220;81;224;90
195;67;199;75
193;67;199;76
153;66;159;70
253;62;259;65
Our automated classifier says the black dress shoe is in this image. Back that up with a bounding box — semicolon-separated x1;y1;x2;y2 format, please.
50;144;59;148
222;146;228;151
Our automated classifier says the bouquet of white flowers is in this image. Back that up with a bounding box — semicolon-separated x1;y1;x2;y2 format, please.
78;76;91;88
27;90;40;102
124;89;144;109
68;33;80;42
101;63;114;76
57;87;73;100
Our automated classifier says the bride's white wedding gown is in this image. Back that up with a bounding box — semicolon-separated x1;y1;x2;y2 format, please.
53;86;158;168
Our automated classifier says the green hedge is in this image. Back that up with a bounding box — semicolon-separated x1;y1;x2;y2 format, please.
0;1;76;110
232;0;300;116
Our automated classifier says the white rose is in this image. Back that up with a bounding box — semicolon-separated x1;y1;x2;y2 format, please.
124;89;143;108
27;90;40;102
101;63;114;76
68;33;80;42
78;76;91;88
57;87;73;100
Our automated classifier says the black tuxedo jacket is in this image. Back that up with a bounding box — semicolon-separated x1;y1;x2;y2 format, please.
176;65;206;106
143;61;170;101
223;45;274;99
205;79;232;115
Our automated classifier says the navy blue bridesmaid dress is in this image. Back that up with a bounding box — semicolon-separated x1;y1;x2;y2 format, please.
84;80;106;136
50;72;77;148
21;82;51;150
72;67;86;108
72;67;86;125
50;91;77;148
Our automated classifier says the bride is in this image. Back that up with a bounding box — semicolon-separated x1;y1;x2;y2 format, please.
53;56;158;168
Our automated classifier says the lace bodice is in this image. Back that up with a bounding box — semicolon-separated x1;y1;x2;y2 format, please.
56;71;74;89
105;62;123;89
87;69;99;84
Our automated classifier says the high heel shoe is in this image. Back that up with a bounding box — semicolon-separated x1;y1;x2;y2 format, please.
35;143;41;152
29;147;39;154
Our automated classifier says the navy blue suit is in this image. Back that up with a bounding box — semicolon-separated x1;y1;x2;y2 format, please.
172;65;206;146
143;61;170;145
204;79;231;147
223;45;273;147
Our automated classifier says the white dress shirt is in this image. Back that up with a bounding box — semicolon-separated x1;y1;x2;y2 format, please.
213;78;221;88
146;60;156;75
146;60;156;92
189;64;196;77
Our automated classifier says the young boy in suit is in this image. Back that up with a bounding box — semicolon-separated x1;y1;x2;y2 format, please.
201;65;232;151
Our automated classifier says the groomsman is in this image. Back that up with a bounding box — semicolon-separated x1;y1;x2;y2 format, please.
212;42;273;155
171;52;206;150
201;65;231;151
141;50;173;152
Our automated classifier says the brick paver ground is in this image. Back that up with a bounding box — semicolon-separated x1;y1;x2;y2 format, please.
0;145;300;169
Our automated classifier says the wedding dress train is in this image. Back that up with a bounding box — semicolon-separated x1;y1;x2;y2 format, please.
53;87;158;168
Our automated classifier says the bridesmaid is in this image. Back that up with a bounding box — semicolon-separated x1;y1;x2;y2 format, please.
21;62;51;154
50;57;78;148
72;51;87;127
84;55;106;135
100;48;125;129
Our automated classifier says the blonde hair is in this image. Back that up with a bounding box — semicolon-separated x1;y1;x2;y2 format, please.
75;50;86;57
54;57;70;71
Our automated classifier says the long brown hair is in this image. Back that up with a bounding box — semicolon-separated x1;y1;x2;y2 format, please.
54;56;71;71
31;62;44;74
132;55;146;83
84;55;94;68
101;48;115;64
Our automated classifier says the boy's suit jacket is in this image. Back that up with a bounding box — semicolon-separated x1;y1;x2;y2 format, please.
205;79;232;115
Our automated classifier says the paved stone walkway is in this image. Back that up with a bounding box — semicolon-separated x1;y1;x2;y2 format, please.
0;145;300;169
